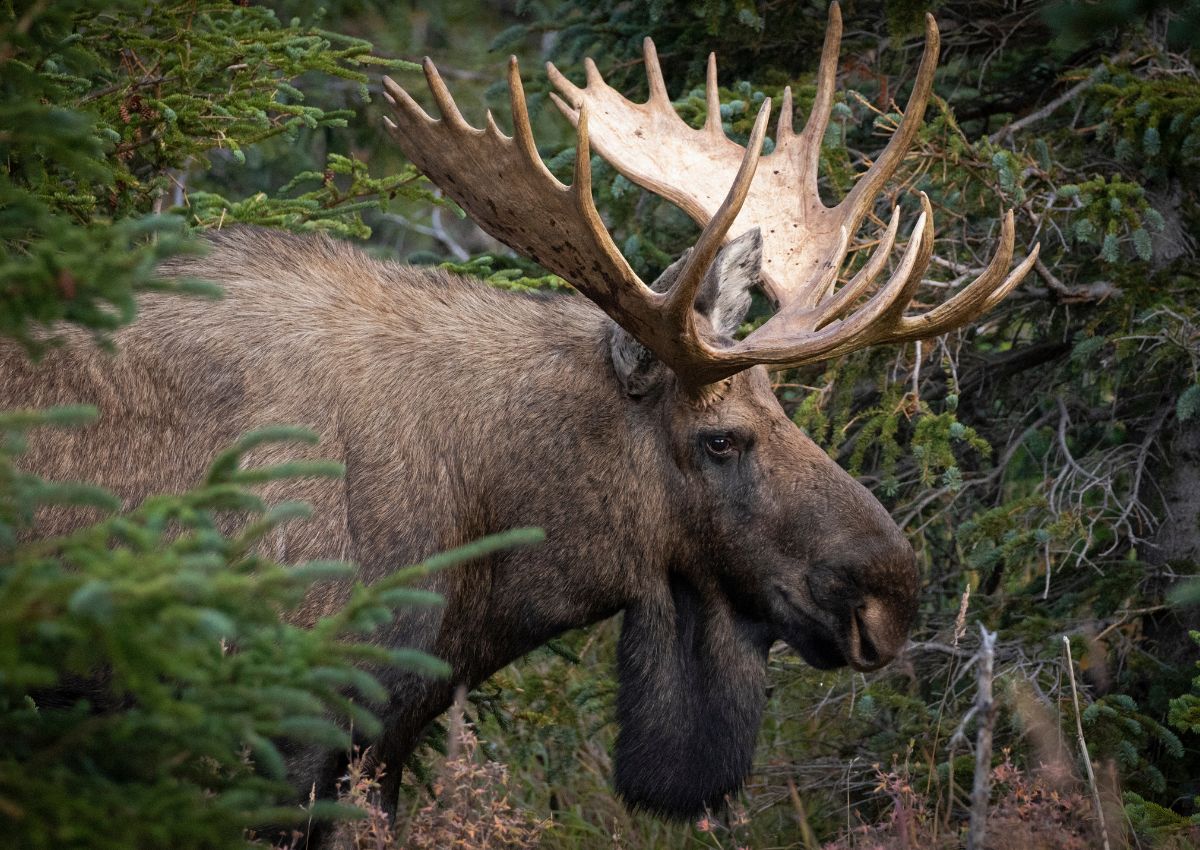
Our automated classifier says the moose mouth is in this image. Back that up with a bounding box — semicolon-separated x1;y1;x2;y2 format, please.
771;586;848;670
770;583;903;673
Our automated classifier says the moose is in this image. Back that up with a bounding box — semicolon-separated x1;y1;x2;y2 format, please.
3;2;1037;833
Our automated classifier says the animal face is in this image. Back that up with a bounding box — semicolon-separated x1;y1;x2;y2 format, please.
660;365;918;672
612;231;918;674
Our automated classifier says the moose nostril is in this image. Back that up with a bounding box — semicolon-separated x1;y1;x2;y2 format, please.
851;606;883;668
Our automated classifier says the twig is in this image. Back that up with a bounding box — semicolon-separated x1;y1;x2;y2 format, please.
989;75;1096;144
787;778;820;850
382;210;470;261
1043;541;1053;600
446;684;468;762
966;626;997;850
79;73;172;105
905;640;976;659
429;193;470;261
1055;397;1100;484
844;757;858;843
1035;257;1121;303
911;339;922;403
1093;604;1171;642
1062;635;1112;850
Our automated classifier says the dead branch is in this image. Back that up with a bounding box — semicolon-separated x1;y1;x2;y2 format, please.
1062;636;1112;850
1035;257;1122;303
989;74;1097;144
966;625;997;850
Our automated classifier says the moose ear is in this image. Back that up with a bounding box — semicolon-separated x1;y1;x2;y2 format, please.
609;228;763;396
694;227;762;337
608;321;668;398
608;246;688;397
612;577;772;817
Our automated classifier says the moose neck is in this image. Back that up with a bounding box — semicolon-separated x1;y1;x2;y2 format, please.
283;266;685;682
270;255;705;786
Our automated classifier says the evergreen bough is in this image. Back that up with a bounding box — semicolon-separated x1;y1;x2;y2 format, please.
0;3;540;847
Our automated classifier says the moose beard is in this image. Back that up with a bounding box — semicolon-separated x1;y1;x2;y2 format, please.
613;574;773;817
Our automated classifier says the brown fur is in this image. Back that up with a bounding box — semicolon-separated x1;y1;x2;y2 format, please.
1;227;918;831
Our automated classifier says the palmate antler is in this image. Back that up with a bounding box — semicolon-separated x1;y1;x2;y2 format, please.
382;59;771;384
382;1;1038;389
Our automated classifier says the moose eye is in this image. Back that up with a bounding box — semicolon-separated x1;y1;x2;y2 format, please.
703;434;736;458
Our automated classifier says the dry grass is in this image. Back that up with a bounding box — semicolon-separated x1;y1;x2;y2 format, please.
822;754;1104;850
402;724;547;850
330;747;397;850
328;717;546;850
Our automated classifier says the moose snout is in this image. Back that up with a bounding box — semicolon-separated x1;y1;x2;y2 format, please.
808;548;919;672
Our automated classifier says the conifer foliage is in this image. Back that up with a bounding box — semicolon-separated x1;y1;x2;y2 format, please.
0;3;526;848
1;0;424;352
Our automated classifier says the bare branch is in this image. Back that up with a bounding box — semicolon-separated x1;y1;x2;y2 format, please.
967;626;997;850
1035;257;1122;303
1062;637;1112;850
989;74;1097;144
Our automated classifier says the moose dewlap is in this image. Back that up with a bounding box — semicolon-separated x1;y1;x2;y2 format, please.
2;2;1036;843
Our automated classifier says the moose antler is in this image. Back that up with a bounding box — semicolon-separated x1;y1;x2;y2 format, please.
545;2;1039;375
382;1;1038;388
381;58;771;384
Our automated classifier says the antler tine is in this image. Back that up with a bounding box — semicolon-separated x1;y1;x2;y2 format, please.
791;1;844;183
506;57;560;184
833;208;929;330
808;205;903;331
545;59;581;102
664;98;771;326
644;37;673;107
777;86;795;146
981;245;1040;313
381;80;429;126
571;104;609;250
704;53;722;134
583;56;604;88
874;194;937;325
839;12;940;222
826;208;931;350
421;58;472;132
547;90;578;126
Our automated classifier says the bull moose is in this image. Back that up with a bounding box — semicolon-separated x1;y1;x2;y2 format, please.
2;2;1037;832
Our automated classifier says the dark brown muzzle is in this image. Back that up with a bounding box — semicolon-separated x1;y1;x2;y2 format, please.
807;542;919;671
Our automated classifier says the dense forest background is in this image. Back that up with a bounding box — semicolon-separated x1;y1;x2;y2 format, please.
2;0;1199;848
